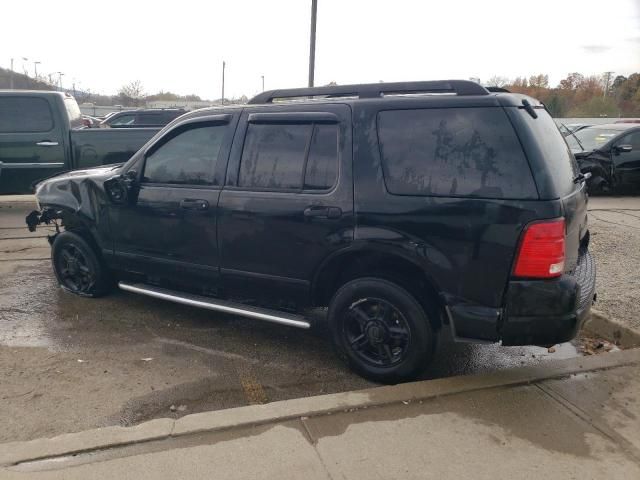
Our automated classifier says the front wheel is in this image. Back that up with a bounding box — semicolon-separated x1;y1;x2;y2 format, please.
328;278;435;384
52;231;112;297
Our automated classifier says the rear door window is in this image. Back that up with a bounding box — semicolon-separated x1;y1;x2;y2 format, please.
377;107;537;199
136;113;164;125
238;122;339;191
304;124;339;190
109;114;136;126
239;123;312;190
0;97;54;133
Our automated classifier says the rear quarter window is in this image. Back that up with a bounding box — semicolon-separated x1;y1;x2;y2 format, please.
377;107;537;199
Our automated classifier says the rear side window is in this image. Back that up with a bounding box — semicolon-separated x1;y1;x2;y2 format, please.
238;123;339;191
136;113;163;125
0;97;54;133
143;123;226;185
377;107;537;199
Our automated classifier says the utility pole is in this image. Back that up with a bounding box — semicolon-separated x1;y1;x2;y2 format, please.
221;61;226;105
603;71;614;98
308;0;317;87
9;58;14;89
261;75;265;92
56;72;64;91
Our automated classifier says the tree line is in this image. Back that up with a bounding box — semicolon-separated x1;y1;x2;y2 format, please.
488;72;640;117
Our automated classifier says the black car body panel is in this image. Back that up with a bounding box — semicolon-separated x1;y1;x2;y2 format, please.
28;81;596;348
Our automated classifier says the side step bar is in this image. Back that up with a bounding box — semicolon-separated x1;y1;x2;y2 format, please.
118;282;311;329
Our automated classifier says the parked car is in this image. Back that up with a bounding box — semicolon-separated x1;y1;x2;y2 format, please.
100;109;186;129
566;123;640;192
26;80;596;383
0;91;161;194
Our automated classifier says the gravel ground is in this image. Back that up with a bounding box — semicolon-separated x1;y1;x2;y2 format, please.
588;196;640;332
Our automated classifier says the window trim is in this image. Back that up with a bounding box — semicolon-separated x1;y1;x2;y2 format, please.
235;120;340;194
0;96;55;134
140;115;232;187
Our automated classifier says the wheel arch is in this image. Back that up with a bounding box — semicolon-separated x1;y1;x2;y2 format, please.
311;246;446;329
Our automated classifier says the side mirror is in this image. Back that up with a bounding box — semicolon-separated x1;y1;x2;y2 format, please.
614;144;633;155
104;171;137;205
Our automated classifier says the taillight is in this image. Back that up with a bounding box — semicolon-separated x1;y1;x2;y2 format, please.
513;218;566;279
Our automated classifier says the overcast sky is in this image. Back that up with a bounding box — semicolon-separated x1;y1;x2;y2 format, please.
3;0;639;99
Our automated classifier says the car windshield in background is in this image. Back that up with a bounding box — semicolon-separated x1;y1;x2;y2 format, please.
569;128;620;151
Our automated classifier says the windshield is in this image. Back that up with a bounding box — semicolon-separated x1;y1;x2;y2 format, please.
568;127;620;151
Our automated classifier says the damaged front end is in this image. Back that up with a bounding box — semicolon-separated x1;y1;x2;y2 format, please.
24;164;124;249
25;208;63;244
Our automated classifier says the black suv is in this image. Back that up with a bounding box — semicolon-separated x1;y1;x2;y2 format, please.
100;109;186;128
27;80;596;383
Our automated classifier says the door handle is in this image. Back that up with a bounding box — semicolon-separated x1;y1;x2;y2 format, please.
36;141;59;147
303;206;342;219
180;199;209;210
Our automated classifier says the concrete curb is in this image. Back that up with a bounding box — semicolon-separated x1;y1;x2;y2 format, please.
1;348;639;467
584;309;640;348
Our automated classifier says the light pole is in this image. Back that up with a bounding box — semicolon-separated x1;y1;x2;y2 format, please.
34;61;41;80
9;58;14;89
21;57;29;75
308;0;317;87
56;72;64;91
261;75;265;92
221;61;226;105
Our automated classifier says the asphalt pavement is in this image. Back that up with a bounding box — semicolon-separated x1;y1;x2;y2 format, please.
2;349;639;479
0;197;628;443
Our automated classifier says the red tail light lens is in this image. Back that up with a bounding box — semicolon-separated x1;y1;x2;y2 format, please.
513;218;566;279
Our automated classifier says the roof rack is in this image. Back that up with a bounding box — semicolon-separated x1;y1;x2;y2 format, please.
247;80;489;104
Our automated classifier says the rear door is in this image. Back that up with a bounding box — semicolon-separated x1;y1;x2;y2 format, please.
217;104;353;309
0;95;66;194
507;105;587;271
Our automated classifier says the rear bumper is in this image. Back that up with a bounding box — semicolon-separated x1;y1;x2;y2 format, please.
500;248;596;346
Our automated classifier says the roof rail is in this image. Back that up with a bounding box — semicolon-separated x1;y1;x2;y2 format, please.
247;80;489;104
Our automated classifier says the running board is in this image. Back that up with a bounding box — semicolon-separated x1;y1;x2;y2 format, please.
118;282;311;329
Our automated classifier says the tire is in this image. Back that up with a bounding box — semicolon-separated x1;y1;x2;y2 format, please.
328;277;435;384
51;230;112;297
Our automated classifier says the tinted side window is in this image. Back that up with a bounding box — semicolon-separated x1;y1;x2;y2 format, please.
136;113;163;125
304;124;338;190
143;124;226;185
377;107;537;199
239;123;312;189
109;114;136;126
0;97;54;133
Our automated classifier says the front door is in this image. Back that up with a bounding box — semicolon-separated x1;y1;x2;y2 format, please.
0;95;66;194
613;131;640;186
110;115;236;292
217;104;354;309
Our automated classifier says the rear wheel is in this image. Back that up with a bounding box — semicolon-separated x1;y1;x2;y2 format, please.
328;277;435;383
51;231;112;297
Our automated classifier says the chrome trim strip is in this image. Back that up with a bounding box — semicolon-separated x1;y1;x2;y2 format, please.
0;162;64;169
118;282;311;329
